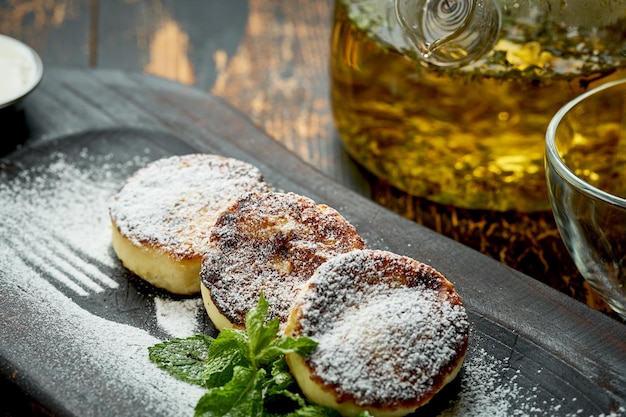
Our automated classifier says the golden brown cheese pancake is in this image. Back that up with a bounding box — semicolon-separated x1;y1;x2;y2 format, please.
284;249;469;417
109;154;270;295
200;191;365;330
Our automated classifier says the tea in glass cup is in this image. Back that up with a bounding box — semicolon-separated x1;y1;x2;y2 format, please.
546;78;626;320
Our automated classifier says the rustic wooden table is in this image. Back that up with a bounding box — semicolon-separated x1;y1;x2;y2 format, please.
1;0;623;414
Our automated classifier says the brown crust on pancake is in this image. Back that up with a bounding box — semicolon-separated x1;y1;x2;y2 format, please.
200;191;365;329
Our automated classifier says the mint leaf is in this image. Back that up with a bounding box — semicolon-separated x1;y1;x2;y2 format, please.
245;292;281;367
263;358;343;417
195;366;266;417
245;292;318;367
148;334;214;386
264;358;314;416
266;357;295;395
256;335;318;366
203;328;251;388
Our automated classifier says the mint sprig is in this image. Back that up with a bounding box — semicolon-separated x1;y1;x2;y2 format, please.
148;293;337;417
147;334;214;386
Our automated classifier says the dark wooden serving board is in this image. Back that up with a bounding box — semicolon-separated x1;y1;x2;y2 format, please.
0;68;624;417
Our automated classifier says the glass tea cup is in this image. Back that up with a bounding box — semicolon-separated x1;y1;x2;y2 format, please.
546;78;626;320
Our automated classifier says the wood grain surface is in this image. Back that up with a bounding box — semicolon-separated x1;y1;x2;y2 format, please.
0;4;624;414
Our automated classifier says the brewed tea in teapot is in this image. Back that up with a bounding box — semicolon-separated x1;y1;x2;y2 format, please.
331;0;626;211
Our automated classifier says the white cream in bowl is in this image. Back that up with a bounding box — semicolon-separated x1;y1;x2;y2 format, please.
0;34;43;109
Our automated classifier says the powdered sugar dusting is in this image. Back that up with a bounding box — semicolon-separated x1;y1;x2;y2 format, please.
293;249;469;407
312;289;465;404
0;150;139;295
109;154;270;260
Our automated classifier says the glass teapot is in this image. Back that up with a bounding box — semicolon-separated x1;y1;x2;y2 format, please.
331;0;626;211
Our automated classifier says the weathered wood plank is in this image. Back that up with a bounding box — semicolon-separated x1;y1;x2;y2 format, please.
0;0;91;66
211;0;336;171
96;0;248;91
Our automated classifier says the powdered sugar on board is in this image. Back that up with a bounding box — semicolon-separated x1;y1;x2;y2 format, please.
154;297;205;338
0;256;205;416
0;139;209;416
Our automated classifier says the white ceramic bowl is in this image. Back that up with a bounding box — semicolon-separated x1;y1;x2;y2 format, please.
0;34;44;110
